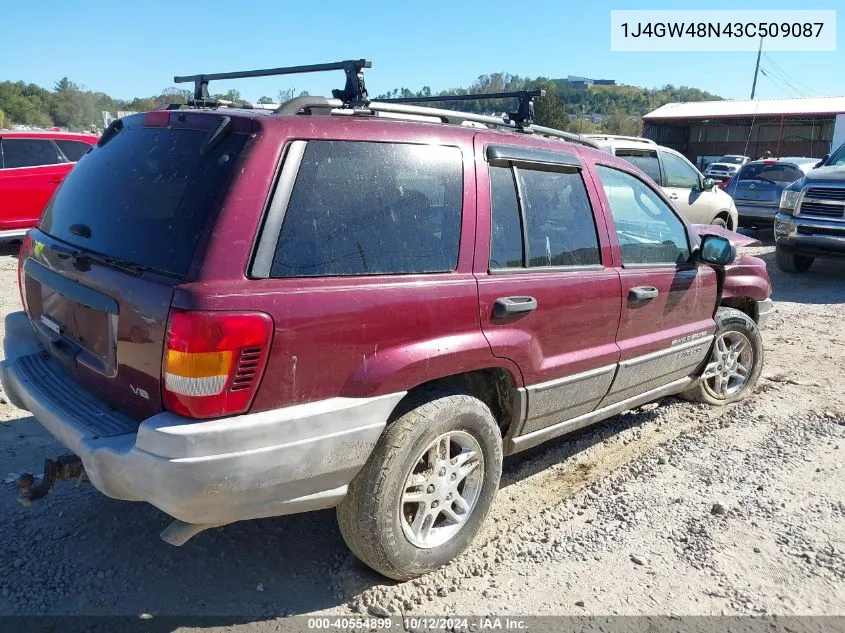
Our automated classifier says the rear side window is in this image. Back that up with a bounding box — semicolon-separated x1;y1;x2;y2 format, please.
271;141;463;277
738;163;803;184
54;139;91;162
661;151;700;189
39;120;249;278
489;164;601;269
615;149;661;183
596;165;690;266
1;139;62;168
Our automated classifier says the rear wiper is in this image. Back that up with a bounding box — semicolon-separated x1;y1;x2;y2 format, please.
200;116;232;155
742;176;777;185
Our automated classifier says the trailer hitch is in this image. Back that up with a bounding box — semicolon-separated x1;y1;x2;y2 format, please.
16;454;86;506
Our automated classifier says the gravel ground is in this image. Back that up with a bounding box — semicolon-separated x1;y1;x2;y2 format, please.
1;235;843;624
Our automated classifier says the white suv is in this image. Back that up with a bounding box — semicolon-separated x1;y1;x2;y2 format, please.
585;135;739;229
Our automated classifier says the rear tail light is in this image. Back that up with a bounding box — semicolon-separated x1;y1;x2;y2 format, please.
163;310;273;419
17;233;32;311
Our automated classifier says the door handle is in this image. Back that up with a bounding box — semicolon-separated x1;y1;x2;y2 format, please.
493;296;537;318
668;193;679;200
628;286;659;302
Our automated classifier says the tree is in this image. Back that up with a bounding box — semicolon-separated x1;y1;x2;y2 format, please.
603;108;641;136
0;108;7;128
530;81;569;130
257;95;275;104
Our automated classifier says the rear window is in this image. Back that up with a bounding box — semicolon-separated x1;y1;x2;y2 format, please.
615;149;661;183
1;138;62;168
738;163;803;184
271;141;463;277
54;139;92;162
39;120;249;278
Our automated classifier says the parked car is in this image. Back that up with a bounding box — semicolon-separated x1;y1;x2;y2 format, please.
585;135;739;229
775;142;845;273
727;158;819;228
704;154;750;181
1;64;771;580
0;130;97;241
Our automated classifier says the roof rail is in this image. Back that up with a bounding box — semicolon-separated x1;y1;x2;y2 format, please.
583;134;655;145
273;95;600;149
174;59;371;107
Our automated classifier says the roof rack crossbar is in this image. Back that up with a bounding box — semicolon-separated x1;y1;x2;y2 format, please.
174;59;372;105
379;89;545;127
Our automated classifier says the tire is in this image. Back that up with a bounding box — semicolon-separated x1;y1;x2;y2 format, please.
681;307;763;406
337;391;503;580
710;216;728;229
776;246;813;273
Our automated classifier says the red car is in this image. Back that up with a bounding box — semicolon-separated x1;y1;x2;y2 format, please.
1;60;772;580
0;130;97;240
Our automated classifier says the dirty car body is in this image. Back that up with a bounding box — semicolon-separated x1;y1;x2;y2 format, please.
1;80;773;577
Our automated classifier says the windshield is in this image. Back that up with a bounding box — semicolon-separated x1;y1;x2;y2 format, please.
717;156;744;165
737;163;803;185
39;119;249;278
827;144;845;166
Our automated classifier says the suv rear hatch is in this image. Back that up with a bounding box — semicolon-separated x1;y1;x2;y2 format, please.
19;111;253;422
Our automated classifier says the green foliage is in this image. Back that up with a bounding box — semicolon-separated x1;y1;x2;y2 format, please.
375;74;722;133
0;72;722;132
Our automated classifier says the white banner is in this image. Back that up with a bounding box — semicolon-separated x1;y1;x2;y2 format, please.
611;10;836;52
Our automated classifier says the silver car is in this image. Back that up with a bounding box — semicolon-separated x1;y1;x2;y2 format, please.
727;157;819;227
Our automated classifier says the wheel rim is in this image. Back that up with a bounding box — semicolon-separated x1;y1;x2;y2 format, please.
702;330;754;398
399;431;484;549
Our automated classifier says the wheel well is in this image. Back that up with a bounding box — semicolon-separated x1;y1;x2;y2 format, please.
716;211;734;230
720;297;757;322
390;369;520;438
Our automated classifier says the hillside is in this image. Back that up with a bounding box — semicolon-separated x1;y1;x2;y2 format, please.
0;73;723;135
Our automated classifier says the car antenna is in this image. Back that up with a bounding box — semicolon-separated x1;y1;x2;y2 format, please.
173;59;372;108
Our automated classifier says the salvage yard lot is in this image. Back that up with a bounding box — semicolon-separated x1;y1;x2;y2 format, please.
0;236;843;622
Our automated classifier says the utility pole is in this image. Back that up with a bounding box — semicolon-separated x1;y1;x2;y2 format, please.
750;35;763;99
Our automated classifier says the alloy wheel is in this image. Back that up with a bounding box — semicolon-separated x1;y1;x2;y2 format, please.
399;431;485;549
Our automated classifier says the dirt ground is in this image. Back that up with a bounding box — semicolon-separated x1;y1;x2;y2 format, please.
0;234;843;625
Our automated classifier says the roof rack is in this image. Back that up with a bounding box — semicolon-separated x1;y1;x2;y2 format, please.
170;59;599;149
173;59;371;108
380;90;545;127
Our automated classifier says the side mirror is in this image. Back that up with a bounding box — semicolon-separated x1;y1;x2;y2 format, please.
698;234;736;266
701;177;716;191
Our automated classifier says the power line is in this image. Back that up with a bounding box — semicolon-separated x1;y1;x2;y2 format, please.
762;53;824;97
761;63;813;97
759;66;812;98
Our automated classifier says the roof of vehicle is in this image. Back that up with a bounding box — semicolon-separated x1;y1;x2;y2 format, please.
743;157;819;165
0;129;98;142
718;154;748;159
582;134;656;145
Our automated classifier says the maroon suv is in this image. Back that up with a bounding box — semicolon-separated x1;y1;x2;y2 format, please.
1;64;772;580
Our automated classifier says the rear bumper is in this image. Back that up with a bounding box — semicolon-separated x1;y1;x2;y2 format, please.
1;311;402;525
736;203;778;224
774;214;845;259
0;228;28;242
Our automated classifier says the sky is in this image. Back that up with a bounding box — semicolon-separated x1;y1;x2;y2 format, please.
0;0;842;105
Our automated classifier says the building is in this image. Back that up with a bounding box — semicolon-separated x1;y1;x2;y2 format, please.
643;97;845;169
565;75;616;90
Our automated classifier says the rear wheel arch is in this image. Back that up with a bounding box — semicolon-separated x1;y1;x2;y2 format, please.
389;368;522;440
